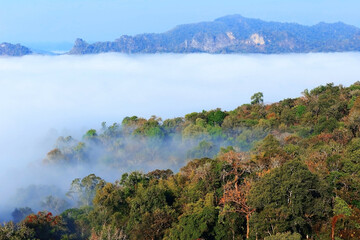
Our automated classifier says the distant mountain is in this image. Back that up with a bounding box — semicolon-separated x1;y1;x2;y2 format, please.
0;42;32;56
69;14;360;54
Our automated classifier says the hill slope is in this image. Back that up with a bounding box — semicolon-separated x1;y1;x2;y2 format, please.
11;81;360;240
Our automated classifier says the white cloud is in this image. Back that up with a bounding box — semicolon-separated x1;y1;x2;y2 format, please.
1;52;360;165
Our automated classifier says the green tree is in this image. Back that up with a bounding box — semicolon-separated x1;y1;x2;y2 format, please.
165;193;217;240
248;160;331;238
127;183;176;240
67;174;105;207
83;129;97;139
146;169;174;180
251;92;264;105
252;134;287;169
214;211;244;240
0;221;35;240
91;182;130;231
331;197;352;240
61;207;93;240
207;109;228;126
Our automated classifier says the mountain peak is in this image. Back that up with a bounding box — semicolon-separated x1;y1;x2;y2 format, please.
0;42;32;56
214;14;263;25
69;38;91;54
74;38;88;47
215;14;245;21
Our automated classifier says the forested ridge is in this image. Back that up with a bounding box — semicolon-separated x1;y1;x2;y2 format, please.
2;82;360;239
69;15;360;54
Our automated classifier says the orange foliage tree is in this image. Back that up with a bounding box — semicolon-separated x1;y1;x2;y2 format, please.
24;211;66;239
219;151;254;239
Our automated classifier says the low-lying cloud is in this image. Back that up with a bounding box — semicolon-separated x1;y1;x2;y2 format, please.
1;52;360;220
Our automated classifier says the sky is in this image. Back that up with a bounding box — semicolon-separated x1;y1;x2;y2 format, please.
1;0;360;50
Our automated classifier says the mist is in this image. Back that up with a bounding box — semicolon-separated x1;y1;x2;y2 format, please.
1;52;360;221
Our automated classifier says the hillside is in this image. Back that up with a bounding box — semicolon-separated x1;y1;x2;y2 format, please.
69;14;360;54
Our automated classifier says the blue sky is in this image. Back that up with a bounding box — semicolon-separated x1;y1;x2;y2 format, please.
0;0;360;49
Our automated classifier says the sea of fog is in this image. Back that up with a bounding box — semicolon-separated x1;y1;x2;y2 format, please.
0;52;360;220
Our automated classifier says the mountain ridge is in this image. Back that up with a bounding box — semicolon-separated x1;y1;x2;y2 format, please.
2;14;360;56
69;14;360;54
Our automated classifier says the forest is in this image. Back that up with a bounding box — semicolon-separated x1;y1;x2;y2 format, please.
1;82;360;240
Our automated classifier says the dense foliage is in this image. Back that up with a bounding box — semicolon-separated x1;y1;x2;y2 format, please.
2;82;360;239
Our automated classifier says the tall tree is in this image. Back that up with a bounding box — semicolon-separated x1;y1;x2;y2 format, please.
248;160;331;238
220;178;254;239
219;151;253;239
67;174;105;207
251;92;264;105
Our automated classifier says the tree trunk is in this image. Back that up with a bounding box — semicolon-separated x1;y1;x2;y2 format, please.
246;214;250;239
331;215;344;240
331;215;337;240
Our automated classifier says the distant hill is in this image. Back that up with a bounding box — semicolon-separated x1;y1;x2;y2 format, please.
0;42;32;56
69;14;360;54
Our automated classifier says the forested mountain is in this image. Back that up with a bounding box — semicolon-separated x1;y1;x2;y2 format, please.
0;42;32;56
2;82;360;239
69;15;360;54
